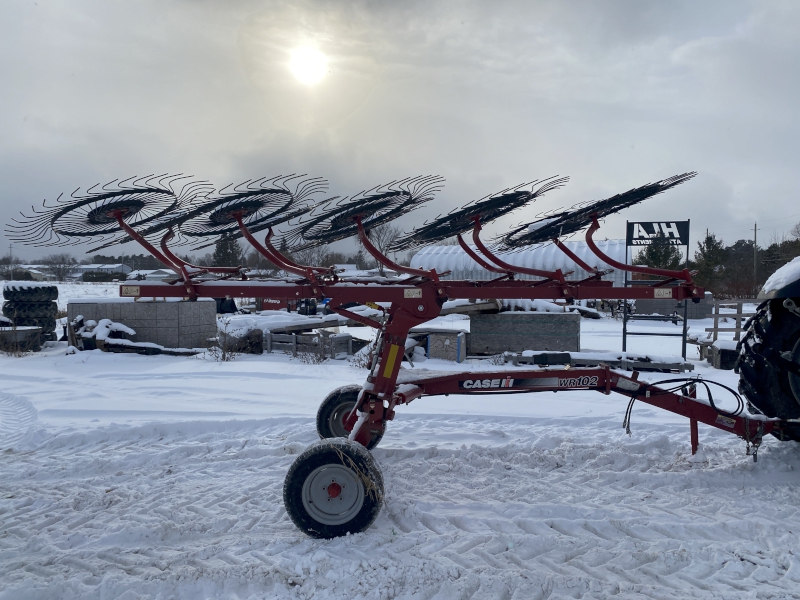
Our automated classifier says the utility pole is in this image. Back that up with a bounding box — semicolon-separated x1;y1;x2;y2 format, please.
754;222;758;294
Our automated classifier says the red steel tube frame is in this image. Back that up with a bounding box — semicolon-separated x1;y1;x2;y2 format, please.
387;367;778;453
159;229;244;276
471;217;568;282
585;216;694;284
116;214;716;449
356;217;441;282
456;234;508;275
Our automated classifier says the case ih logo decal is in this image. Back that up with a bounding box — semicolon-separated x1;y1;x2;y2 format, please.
626;221;689;246
459;376;599;389
461;377;516;389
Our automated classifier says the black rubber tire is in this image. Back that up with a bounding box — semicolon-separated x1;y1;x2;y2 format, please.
3;301;58;319
10;316;56;332
316;385;385;450
737;298;800;441
3;285;58;302
283;438;384;538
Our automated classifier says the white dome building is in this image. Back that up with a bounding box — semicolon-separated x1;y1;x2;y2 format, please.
410;240;628;287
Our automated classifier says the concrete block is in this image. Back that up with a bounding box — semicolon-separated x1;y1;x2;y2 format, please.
710;340;738;370
157;329;180;349
134;327;157;342
119;302;136;321
427;332;466;362
468;312;580;355
67;299;217;349
156;302;180;322
133;302;158;320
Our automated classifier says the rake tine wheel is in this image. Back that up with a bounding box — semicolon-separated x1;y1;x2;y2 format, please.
389;176;568;254
495;172;696;250
5;174;212;251
286;175;444;251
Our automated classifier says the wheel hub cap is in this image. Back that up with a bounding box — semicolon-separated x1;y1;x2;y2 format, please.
301;464;365;526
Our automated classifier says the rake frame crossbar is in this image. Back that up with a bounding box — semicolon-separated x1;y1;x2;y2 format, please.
109;211;785;458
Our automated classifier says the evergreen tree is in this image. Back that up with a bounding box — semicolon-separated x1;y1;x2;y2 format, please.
693;233;727;292
212;235;244;267
632;232;683;270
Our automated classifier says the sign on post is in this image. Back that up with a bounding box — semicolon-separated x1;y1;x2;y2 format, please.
626;221;690;247
623;219;691;359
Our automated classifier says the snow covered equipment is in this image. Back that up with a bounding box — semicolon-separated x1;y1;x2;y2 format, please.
10;170;795;539
736;257;800;441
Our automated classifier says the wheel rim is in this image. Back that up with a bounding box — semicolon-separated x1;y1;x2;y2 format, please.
328;401;355;438
301;464;365;526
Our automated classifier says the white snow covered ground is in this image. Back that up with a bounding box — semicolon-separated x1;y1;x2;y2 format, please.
2;291;800;599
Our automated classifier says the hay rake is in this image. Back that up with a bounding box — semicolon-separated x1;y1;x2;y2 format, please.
7;171;788;538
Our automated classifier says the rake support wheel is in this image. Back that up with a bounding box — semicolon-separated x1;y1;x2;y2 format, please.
283;438;384;538
316;385;384;450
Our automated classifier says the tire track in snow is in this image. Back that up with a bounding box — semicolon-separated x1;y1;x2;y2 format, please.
0;393;37;450
2;417;800;599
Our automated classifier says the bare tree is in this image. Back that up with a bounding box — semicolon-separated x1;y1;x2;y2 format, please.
293;245;330;269
41;253;77;281
359;224;401;275
791;221;800;240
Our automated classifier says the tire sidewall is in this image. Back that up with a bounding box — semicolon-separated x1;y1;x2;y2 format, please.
284;439;383;539
316;385;385;450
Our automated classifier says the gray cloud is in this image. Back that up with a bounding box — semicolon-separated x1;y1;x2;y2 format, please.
1;0;797;261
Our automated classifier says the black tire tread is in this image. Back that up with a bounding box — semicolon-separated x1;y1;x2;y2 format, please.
283;438;383;538
8;316;57;331
3;301;58;319
736;298;800;441
3;285;58;302
316;385;385;450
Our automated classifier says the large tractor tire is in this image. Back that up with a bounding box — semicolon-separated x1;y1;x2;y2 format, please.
3;301;58;320
737;298;800;441
283;438;384;538
316;385;385;450
3;284;58;303
10;316;57;332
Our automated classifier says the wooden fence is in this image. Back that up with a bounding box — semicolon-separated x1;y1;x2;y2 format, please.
704;299;759;342
264;331;358;359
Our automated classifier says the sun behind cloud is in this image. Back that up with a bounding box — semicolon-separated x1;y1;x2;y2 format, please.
289;47;328;85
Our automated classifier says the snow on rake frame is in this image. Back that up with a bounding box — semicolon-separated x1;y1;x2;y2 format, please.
7;171;799;539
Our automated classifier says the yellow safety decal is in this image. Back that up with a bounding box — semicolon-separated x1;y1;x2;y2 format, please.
382;344;401;378
366;302;380;310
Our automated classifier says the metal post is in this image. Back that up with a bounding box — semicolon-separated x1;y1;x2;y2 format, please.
681;222;689;359
690;418;699;455
734;301;743;342
622;300;628;351
754;222;758;294
681;299;688;359
623;222;629;352
292;333;297;357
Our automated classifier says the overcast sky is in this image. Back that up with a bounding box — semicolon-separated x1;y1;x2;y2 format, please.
1;0;798;261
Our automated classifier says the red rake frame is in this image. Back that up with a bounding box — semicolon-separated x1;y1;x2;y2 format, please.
114;208;782;458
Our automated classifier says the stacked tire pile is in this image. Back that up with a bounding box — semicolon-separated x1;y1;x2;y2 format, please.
2;283;60;343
